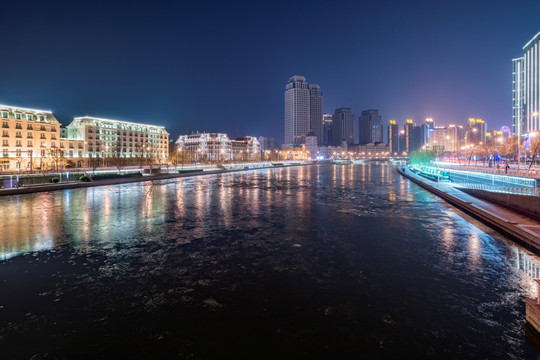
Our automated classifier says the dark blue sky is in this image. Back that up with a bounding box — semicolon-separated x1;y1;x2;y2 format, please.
1;0;539;143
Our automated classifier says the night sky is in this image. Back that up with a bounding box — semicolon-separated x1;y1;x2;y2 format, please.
1;0;539;143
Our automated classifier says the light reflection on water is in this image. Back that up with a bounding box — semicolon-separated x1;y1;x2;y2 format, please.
0;163;539;358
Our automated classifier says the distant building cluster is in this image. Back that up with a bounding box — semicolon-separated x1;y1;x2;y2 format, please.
0;104;169;171
284;73;515;159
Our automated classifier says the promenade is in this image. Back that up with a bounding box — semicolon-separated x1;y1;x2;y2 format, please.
0;161;309;197
398;165;540;251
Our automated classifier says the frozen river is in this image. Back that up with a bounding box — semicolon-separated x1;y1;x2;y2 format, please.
1;163;539;359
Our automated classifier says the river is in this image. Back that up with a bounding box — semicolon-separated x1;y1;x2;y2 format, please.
0;163;539;359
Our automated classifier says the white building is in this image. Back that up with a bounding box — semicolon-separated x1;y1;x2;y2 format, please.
176;133;232;162
284;75;323;147
176;133;260;162
65;116;169;163
513;31;540;134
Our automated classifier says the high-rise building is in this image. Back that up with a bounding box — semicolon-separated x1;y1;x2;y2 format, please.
404;119;414;153
358;109;382;145
332;108;355;146
428;125;459;153
513;31;540;134
309;84;323;144
322;113;333;145
411;126;422;152
284;75;323;147
421;118;434;147
388;120;399;155
466;118;486;144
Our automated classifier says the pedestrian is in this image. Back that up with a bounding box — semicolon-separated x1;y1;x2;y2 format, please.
505;163;509;174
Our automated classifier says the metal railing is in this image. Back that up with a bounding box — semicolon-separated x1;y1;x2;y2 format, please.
462;183;540;196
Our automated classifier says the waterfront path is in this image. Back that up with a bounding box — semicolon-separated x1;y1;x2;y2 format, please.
398;166;540;251
0;163;307;197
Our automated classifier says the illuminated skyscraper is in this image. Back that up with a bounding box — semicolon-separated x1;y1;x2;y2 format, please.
388;120;398;154
284;76;323;147
404;119;414;153
513;31;540;134
421;118;434;146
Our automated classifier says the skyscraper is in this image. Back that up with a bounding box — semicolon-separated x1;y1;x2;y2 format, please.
404;119;414;153
388;120;399;154
421;118;434;147
513;31;540;134
332;108;355;146
309;84;323;144
284;76;323;147
322;113;333;145
359;109;382;145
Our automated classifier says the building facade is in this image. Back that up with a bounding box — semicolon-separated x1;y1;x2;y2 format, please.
284;75;323;147
176;133;233;162
404;119;414;153
66;116;169;165
332;108;355;146
322;113;333;146
513;31;540;134
0;104;63;171
358;109;382;145
176;133;260;162
466;118;486;144
428;125;460;153
309;84;323;144
388;120;399;155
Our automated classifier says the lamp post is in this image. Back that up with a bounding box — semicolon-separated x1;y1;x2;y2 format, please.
28;149;33;174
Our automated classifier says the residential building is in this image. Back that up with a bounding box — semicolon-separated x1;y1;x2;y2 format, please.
332;108;355;146
404;119;414;153
388;120;399;155
358;109;382;145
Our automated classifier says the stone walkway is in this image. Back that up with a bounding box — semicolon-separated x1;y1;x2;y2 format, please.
399;166;540;250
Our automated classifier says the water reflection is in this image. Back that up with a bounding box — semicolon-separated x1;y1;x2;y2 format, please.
1;163;540;358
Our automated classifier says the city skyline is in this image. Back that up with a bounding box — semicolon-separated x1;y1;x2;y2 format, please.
1;1;540;144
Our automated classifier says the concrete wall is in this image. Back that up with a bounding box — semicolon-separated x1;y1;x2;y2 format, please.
460;188;540;218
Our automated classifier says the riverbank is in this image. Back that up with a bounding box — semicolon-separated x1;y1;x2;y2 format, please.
0;162;310;197
397;165;540;251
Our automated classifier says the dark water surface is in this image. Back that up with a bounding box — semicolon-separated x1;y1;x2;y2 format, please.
1;163;540;359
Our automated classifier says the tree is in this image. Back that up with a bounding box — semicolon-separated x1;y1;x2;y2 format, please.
408;150;434;166
46;148;66;172
528;135;540;170
109;144;126;172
